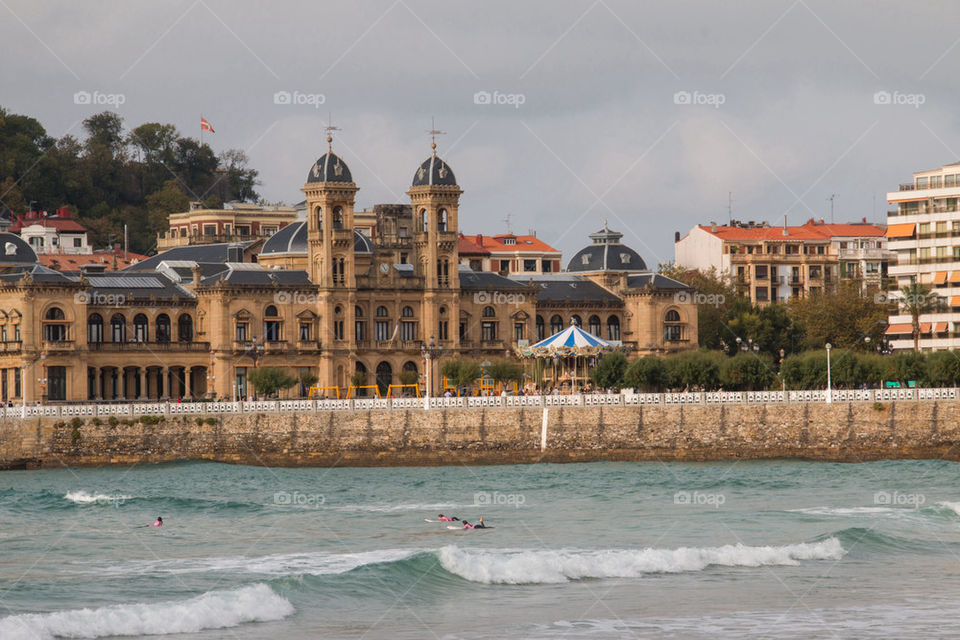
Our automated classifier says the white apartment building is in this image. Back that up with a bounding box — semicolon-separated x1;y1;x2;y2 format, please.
886;161;960;351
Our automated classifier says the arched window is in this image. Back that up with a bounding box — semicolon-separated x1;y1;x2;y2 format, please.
355;305;364;317
315;206;322;227
606;315;621;341
333;206;344;230
571;314;582;327
402;361;418;374
400;306;417;341
550;315;563;334
133;313;148;342
156;314;171;343
374;306;390;341
536;315;545;341
438;208;448;232
110;313;126;343
376;361;393;396
482;306;496;318
263;306;281;342
87;313;103;343
177;313;193;342
588;315;601;336
419;208;428;233
402;306;415;318
664;309;683;342
45;307;64;320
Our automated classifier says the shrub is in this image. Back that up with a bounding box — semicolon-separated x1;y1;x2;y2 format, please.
589;352;627;390
69;417;84;429
718;352;776;390
623;356;667;391
107;416;119;427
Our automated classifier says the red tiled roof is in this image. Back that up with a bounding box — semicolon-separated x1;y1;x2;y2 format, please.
469;233;559;253
700;221;885;241
458;234;489;255
9;217;87;233
38;249;146;271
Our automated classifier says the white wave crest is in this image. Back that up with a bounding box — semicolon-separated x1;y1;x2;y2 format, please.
330;502;476;513
935;501;960;517
0;583;293;640
788;506;903;517
64;490;133;505
437;539;845;584
92;548;420;577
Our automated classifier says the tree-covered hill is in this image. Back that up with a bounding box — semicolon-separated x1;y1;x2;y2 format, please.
0;107;260;255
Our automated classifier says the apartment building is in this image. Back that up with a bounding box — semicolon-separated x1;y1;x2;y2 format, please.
885;161;960;350
675;219;889;305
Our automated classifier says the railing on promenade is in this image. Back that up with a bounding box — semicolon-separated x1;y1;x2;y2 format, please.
6;387;958;419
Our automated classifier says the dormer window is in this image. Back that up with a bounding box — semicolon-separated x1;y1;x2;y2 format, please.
620;253;631;264
581;254;590;265
503;237;516;245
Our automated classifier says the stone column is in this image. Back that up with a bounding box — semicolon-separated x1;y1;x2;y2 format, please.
160;366;169;400
185;366;192;399
138;368;147;401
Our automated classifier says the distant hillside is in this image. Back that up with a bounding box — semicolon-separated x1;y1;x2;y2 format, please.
0;107;260;255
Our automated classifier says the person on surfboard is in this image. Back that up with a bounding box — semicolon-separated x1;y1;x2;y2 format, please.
437;514;459;522
149;517;163;527
462;518;487;529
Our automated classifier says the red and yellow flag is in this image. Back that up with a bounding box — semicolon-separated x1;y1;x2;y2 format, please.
200;117;215;133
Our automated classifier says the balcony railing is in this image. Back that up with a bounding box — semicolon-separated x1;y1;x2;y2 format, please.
89;341;211;352
296;340;322;352
899;183;916;191
42;340;75;352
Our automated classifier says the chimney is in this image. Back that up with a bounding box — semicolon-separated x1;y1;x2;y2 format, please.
782;214;788;236
192;265;202;286
675;231;681;242
819;218;824;225
861;217;867;223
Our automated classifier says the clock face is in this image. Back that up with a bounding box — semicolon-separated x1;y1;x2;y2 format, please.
380;263;390;274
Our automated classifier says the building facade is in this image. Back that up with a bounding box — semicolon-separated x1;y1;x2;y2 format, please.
0;139;697;403
675;219;890;305
885;161;960;350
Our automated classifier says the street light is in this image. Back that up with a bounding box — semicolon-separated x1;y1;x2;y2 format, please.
420;335;441;410
825;342;832;403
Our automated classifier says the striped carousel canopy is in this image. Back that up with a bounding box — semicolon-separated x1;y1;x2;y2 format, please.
517;322;616;358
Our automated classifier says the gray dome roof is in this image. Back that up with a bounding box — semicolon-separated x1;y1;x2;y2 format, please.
412;154;456;187
307;151;353;183
566;225;646;272
0;233;38;264
260;222;373;255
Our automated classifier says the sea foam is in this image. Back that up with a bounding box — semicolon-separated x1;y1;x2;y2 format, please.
63;490;133;505
437;538;845;584
0;583;293;640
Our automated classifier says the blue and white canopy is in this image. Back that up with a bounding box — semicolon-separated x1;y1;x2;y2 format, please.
518;323;615;357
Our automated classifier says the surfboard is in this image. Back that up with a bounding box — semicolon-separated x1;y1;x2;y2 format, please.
447;525;494;530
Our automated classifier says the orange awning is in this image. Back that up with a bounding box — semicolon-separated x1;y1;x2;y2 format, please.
952;296;960;307
885;323;913;335
951;272;960;283
920;322;933;334
934;272;948;284
935;322;948;333
886;223;916;238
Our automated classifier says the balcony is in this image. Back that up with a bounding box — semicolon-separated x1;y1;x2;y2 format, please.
0;341;22;353
264;341;288;354
89;341;211;352
296;340;322;353
42;340;76;353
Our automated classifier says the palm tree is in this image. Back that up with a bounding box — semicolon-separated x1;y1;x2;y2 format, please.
898;283;945;351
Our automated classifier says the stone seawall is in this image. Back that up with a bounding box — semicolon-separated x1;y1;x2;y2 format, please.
2;401;959;469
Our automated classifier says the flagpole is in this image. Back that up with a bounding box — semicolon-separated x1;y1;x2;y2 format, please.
200;114;203;147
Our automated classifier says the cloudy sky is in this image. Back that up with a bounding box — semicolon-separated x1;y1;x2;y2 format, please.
2;1;959;265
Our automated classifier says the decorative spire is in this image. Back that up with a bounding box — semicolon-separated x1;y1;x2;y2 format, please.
325;114;340;152
426;116;445;156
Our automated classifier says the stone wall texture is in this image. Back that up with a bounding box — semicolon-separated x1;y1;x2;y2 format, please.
2;401;959;469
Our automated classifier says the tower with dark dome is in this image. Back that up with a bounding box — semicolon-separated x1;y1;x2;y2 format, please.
302;133;359;385
566;222;647;274
408;140;462;346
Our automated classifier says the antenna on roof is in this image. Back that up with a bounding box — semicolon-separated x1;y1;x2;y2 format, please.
503;212;514;234
728;191;733;224
324;114;341;150
426;116;446;154
827;193;838;223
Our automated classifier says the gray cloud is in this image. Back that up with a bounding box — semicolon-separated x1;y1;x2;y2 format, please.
3;0;959;265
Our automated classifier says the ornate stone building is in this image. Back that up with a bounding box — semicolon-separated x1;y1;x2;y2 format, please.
0;139;696;403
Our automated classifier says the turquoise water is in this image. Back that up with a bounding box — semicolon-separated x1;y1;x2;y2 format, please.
3;459;960;638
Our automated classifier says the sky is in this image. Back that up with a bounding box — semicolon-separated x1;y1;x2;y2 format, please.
2;1;960;267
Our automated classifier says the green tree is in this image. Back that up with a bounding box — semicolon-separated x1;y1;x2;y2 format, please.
718;352;776;390
298;371;318;397
623;356;666;391
440;358;481;396
664;351;723;390
658;264;747;350
486;358;523;391
247;367;299;398
898;284;946;352
788;283;889;351
398;369;419;386
589;352;627;390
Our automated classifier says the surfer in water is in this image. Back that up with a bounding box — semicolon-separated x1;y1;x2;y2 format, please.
462;518;487;529
437;514;459;522
149;517;163;527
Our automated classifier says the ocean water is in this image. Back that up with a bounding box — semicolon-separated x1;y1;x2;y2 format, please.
2;459;960;639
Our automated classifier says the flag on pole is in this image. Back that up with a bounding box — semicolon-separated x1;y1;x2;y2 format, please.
200;117;215;133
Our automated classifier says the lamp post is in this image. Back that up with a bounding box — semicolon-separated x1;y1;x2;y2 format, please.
420;335;441;410
779;348;786;392
243;337;264;400
825;342;832;403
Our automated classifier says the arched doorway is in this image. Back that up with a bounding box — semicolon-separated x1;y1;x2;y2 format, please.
375;361;392;397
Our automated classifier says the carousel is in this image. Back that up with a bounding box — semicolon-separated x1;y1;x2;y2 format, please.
515;320;618;392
